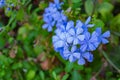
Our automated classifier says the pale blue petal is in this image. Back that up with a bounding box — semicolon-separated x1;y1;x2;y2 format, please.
102;31;110;38
87;24;94;27
77;35;85;41
85;16;91;25
73;53;80;59
78;57;85;65
42;24;48;29
85;32;90;40
66;21;74;30
69;28;75;36
67;37;74;43
102;38;109;44
95;28;102;35
76;27;83;35
88;43;96;51
80;44;87;52
52;36;59;43
83;52;93;62
73;38;79;45
69;55;74;62
71;46;77;52
76;20;83;28
54;41;64;48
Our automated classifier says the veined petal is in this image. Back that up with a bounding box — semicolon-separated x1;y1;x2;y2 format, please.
76;27;83;35
78;57;85;65
80;44;87;52
73;53;80;59
102;31;110;38
87;24;94;28
71;46;77;52
52;36;59;43
69;55;74;62
95;28;102;35
54;41;64;48
73;38;79;45
66;21;74;30
85;16;91;25
85;32;90;40
76;20;83;28
88;43;96;51
77;35;85;41
42;24;48;29
102;38;109;44
67;37;74;43
69;28;75;35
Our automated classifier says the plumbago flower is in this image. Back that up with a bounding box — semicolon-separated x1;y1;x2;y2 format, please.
42;0;67;32
52;17;110;65
42;0;110;65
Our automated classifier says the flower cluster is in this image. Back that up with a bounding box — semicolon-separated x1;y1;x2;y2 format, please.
42;0;67;32
42;0;110;65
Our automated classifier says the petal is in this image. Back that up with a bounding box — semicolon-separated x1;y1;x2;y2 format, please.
83;52;93;62
88;43;96;51
48;26;53;32
101;38;109;44
85;32;90;40
76;27;83;35
52;36;59;43
95;28;102;35
80;44;87;52
69;55;74;62
59;33;66;40
87;24;94;28
85;16;91;25
76;20;83;28
78;57;85;65
42;24;48;29
54;0;59;4
73;53;80;59
54;41;64;48
102;31;110;38
67;37;74;43
71;46;77;52
77;35;85;41
69;28;75;35
66;21;74;30
73;38;79;45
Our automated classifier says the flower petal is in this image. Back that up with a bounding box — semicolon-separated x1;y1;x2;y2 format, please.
78;57;85;65
102;31;110;38
85;16;91;25
77;35;85;41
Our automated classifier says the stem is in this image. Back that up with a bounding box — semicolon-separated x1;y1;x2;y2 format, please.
101;50;120;74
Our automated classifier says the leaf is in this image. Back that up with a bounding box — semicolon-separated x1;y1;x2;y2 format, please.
62;74;69;80
65;62;73;73
98;2;114;15
71;70;82;80
26;70;36;80
85;0;94;15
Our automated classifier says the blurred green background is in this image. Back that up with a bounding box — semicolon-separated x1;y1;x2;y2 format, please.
0;0;120;80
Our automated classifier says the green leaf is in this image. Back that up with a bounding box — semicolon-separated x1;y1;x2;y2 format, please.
26;70;36;80
71;0;81;3
65;62;73;73
85;0;94;15
98;2;114;15
71;70;82;80
62;74;69;80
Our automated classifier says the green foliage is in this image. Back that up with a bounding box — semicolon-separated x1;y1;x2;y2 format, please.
0;0;120;80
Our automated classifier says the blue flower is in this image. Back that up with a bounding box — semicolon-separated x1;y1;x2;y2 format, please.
78;52;93;65
42;0;67;32
63;46;80;62
0;0;5;8
67;27;85;45
52;32;69;52
80;32;99;52
76;17;94;32
95;28;110;44
42;14;55;32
